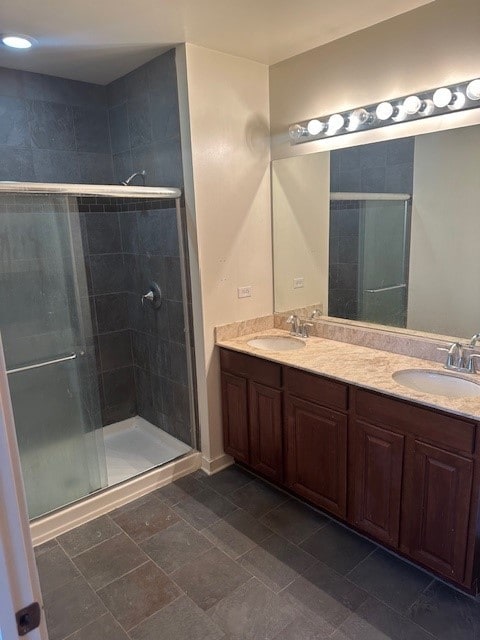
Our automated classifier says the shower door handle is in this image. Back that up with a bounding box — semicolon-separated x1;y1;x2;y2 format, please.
6;353;77;375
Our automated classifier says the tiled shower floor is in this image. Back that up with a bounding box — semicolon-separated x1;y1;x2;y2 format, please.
104;417;192;486
35;465;480;640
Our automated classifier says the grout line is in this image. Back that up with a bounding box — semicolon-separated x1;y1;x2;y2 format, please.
57;522;124;559
343;546;378;579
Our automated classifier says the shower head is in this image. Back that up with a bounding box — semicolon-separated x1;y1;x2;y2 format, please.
120;170;146;186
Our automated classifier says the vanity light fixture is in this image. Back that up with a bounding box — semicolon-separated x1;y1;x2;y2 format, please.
1;34;35;49
288;76;480;144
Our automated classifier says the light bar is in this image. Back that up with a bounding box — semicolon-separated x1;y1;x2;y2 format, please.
289;77;480;144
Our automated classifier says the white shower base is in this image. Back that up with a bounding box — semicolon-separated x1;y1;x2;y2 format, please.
103;416;192;486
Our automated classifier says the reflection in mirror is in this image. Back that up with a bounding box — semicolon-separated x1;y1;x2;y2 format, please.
272;125;480;339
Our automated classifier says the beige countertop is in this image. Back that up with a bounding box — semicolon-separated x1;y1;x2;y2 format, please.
216;328;480;422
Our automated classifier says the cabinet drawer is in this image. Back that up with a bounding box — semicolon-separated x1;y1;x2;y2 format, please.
354;388;475;455
285;367;348;411
220;348;282;387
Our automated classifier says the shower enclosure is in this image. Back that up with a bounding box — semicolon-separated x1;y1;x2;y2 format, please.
0;183;196;520
329;193;411;327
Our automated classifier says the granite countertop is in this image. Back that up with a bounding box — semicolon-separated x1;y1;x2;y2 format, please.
216;328;480;422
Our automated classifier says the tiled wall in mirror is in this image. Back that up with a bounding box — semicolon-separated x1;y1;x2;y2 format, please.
272;124;480;339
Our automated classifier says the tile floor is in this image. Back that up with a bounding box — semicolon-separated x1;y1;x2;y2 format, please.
35;465;480;640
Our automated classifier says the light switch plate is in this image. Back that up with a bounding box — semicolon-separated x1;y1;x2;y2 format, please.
293;277;304;289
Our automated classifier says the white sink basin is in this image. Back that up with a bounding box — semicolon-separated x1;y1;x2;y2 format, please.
247;335;305;352
392;369;480;398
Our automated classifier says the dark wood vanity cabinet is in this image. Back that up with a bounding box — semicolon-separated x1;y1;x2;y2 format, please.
220;349;283;482
349;418;404;547
219;347;480;592
284;368;348;518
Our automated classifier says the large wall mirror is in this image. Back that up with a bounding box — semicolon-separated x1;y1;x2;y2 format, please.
272;124;480;339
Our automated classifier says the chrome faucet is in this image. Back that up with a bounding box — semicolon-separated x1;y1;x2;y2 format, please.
286;315;313;338
438;342;464;370
438;341;480;373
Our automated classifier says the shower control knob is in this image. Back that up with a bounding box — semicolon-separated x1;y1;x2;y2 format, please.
141;282;162;309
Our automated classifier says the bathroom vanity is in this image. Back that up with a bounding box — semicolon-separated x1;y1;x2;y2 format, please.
217;331;480;594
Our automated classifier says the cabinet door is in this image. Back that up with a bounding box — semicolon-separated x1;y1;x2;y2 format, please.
401;440;473;582
285;395;347;518
350;419;404;547
249;382;283;483
221;372;250;464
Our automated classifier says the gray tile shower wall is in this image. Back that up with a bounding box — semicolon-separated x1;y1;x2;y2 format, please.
0;66;113;184
107;49;183;188
79;197;191;444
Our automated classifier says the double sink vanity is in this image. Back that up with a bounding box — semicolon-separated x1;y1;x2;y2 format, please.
216;323;480;594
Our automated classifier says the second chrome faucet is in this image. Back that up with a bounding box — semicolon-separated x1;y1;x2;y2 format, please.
438;335;480;374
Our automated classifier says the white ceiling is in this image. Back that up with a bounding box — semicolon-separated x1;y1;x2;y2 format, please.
0;0;433;85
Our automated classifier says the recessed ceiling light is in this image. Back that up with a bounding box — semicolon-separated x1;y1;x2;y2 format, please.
1;35;35;49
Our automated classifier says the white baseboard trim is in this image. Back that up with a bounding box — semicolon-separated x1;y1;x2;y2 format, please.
31;451;201;546
200;453;234;476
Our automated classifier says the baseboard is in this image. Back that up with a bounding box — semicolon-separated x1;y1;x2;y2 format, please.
200;453;234;476
31;451;201;546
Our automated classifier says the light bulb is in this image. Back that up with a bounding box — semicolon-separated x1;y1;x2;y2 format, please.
1;34;34;49
448;91;466;110
419;99;434;116
376;102;394;121
466;79;480;101
288;124;308;141
307;119;325;136
327;113;345;135
391;105;407;122
433;87;453;108
347;108;370;131
403;96;422;115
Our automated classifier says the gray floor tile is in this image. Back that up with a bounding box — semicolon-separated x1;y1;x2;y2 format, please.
239;533;316;593
97;560;181;631
130;595;225;640
230;480;288;518
109;493;155;517
333;597;435;640
140;520;212;573
407;580;480;640
72;532;148;590
42;575;106;640
208;577;301;640
301;521;376;575
286;562;369;628
34;538;59;557
111;494;179;542
203;508;272;559
171;547;251;610
199;465;254;495
57;515;122;557
67;612;130;640
348;548;432;614
272;614;334;639
155;475;207;506
36;544;79;595
260;498;328;545
172;488;237;530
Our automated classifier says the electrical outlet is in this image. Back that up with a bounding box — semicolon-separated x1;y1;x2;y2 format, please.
237;285;252;298
293;277;304;289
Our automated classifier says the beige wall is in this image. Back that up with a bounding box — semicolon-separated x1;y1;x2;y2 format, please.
178;44;271;469
272;153;330;312
407;126;480;338
270;0;480;160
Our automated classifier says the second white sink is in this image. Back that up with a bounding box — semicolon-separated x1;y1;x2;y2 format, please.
247;335;305;352
393;369;480;398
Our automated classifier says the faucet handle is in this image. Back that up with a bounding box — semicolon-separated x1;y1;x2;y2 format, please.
466;353;480;373
301;322;314;338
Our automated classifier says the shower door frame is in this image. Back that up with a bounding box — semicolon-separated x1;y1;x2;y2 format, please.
0;336;47;640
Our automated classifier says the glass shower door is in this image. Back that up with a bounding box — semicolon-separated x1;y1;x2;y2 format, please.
0;194;106;519
358;199;410;327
